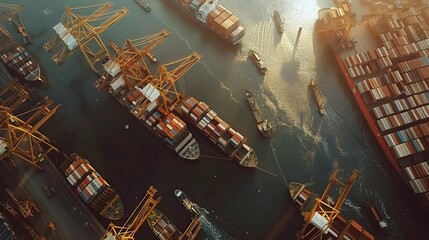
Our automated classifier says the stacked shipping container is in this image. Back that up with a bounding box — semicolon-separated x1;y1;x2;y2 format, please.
177;95;258;167
330;2;429;210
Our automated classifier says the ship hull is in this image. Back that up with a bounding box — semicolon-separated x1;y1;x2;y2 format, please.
165;0;245;45
175;189;201;218
308;79;326;115
176;95;258;167
248;50;267;74
59;153;124;221
148;209;182;240
0;27;42;82
244;90;273;138
273;10;284;33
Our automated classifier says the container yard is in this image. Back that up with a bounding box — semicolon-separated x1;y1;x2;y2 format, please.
318;0;429;212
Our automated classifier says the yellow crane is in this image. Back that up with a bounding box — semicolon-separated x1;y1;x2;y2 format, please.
102;186;161;240
5;188;39;219
180;217;202;240
0;98;60;169
296;169;359;240
149;52;201;113
96;29;171;90
43;3;128;75
0;3;30;44
0;80;32;114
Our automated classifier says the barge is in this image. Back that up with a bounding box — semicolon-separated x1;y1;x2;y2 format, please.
59;153;124;221
308;79;326;115
134;0;151;12
289;182;375;240
0;26;41;82
248;50;267;74
147;208;182;240
175;189;201;218
100;58;200;160
176;95;258;167
273;10;284;33
244;90;273;138
319;1;429;211
164;0;245;45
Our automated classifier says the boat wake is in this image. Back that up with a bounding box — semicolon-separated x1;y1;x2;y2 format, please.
199;208;235;240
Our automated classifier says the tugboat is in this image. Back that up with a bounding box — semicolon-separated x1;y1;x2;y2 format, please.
248;50;267;74
273;10;285;33
308;79;326;115
147;208;182;240
244;90;273;138
175;189;201;218
134;0;151;12
365;201;388;232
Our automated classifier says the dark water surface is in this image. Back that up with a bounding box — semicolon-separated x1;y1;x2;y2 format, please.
5;0;429;239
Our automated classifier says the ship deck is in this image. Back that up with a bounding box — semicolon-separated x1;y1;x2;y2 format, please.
323;1;429;211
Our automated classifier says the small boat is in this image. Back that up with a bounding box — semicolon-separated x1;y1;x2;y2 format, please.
248;50;267;74
175;189;201;218
308;79;326;115
244;90;273;138
134;0;151;12
365;201;388;231
147;208;183;240
273;10;285;33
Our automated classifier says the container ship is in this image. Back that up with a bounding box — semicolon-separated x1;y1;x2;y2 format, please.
175;189;201;218
0;215;14;240
244;90;273;138
0;26;41;82
176;95;258;167
134;0;151;12
248;50;267;74
59;153;124;221
308;79;326;115
147;208;183;240
165;0;245;45
100;59;200;160
289;182;375;240
273;10;284;33
318;1;429;212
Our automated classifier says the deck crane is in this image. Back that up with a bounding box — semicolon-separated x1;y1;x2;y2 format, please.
296;169;359;240
0;3;30;44
0;98;60;169
96;29;171;91
149;52;201;113
102;186;161;240
43;3;128;75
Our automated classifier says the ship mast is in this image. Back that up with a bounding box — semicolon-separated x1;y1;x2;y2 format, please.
43;3;128;75
102;186;161;240
296;169;359;240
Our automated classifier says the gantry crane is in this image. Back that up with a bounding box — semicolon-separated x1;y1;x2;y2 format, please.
43;3;128;75
102;186;161;240
0;80;32;114
296;169;359;240
0;98;60;169
6;188;39;219
149;52;201;113
179;217;202;240
96;29;171;90
0;3;30;44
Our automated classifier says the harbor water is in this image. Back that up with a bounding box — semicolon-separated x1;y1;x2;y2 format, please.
4;0;429;239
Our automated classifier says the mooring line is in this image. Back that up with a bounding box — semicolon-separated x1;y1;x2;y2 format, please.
270;141;288;185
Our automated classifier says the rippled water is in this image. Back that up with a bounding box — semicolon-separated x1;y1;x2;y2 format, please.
5;0;429;239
